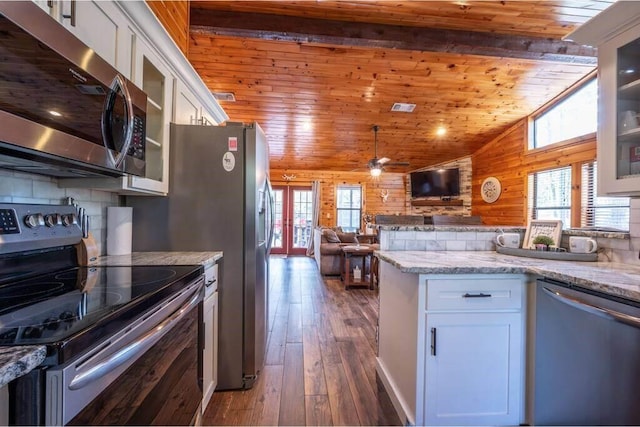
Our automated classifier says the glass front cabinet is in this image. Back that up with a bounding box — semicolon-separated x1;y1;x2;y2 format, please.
599;24;640;196
572;3;640;196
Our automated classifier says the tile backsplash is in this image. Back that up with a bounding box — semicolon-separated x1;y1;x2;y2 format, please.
0;169;119;254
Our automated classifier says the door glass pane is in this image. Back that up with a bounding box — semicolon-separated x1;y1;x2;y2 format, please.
292;190;312;248
272;189;283;249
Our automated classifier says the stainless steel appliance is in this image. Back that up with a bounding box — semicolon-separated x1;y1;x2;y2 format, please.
1;203;203;425
128;122;274;390
533;278;640;425
0;2;146;178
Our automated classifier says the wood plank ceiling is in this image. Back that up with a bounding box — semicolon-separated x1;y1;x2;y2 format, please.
188;1;613;173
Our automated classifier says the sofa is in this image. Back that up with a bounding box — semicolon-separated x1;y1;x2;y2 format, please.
313;227;379;275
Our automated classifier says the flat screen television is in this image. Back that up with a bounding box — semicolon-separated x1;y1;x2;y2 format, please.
410;168;460;198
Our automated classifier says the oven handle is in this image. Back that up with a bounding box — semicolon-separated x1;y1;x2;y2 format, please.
68;285;201;390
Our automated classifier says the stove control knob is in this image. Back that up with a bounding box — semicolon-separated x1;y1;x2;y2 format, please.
44;213;61;228
22;325;44;339
62;213;78;227
59;311;75;322
24;213;44;229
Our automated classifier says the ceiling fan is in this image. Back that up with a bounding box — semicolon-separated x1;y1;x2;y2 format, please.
366;125;409;176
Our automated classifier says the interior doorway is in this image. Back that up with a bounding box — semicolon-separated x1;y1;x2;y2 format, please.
271;185;313;255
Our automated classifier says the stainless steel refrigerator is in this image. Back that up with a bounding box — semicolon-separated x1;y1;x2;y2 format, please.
127;122;273;390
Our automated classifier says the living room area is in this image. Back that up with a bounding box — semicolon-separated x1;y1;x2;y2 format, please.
269;156;473;261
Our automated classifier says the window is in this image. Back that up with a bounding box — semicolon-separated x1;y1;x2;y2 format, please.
336;185;362;232
528;167;572;227
581;162;629;231
530;78;597;149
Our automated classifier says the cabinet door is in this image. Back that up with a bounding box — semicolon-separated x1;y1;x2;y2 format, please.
129;38;174;194
598;23;640;196
32;0;53;14
202;292;218;412
422;312;522;426
56;1;131;77
174;79;200;125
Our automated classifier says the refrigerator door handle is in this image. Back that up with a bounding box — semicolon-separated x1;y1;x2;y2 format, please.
265;179;275;255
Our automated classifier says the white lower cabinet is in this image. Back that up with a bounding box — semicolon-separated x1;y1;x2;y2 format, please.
202;263;219;412
417;275;525;426
202;291;218;411
376;262;525;427
422;312;522;425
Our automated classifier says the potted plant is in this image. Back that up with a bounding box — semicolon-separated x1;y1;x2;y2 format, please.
532;235;555;251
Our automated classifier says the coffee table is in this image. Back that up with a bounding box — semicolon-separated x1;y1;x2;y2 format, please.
341;245;375;290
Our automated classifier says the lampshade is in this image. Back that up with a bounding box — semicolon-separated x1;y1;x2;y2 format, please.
370;166;382;177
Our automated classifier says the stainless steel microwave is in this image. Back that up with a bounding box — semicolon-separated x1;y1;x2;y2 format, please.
0;2;146;178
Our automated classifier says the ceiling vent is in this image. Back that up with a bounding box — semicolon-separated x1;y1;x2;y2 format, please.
391;102;416;113
212;92;236;102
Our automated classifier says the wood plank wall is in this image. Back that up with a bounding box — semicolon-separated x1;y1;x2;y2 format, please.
270;169;407;229
472;119;597;226
146;1;190;56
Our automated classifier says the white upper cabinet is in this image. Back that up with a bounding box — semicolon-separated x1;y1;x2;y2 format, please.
33;0;132;77
127;36;174;195
568;2;640;196
174;79;201;125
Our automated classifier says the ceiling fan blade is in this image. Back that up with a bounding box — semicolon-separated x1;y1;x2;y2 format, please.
385;161;410;166
378;157;391;164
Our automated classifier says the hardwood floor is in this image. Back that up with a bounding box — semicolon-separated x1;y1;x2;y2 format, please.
202;256;401;426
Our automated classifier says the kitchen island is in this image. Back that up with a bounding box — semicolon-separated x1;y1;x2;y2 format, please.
375;250;640;426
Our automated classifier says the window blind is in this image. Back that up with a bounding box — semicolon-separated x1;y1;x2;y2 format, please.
527;167;572;226
580;162;629;231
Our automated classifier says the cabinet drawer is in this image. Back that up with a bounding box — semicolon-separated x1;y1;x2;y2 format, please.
426;277;522;311
205;264;219;292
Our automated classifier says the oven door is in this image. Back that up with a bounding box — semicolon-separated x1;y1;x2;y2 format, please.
46;279;203;426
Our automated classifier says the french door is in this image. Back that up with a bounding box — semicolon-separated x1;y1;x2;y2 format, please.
271;185;313;255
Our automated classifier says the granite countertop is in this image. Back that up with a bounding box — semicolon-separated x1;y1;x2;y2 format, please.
377;225;525;232
376;225;629;240
93;251;223;268
0;346;46;388
376;250;640;302
0;251;223;388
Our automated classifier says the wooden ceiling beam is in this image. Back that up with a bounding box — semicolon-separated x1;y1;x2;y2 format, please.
190;9;597;65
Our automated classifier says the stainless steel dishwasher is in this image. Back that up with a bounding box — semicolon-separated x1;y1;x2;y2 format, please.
534;278;640;425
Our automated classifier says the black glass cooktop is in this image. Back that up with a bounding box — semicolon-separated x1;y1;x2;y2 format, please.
0;265;203;364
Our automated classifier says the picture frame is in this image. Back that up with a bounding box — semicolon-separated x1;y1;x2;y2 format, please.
523;220;563;250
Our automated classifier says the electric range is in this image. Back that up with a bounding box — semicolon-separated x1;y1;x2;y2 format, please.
0;203;204;425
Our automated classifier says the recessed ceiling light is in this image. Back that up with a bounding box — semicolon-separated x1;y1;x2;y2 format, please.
436;126;447;136
211;92;236;102
49;110;62;117
391;102;416;113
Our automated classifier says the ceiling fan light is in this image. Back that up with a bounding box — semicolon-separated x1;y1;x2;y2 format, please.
370;166;382;177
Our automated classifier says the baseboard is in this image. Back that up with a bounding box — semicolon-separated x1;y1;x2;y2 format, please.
376;357;415;426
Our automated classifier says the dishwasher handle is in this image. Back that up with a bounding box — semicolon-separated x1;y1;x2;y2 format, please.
542;286;640;329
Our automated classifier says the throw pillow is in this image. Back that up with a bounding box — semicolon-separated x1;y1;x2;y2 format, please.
336;232;358;243
323;229;341;243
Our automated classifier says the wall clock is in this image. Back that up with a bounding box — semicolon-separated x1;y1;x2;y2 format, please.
481;177;501;203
